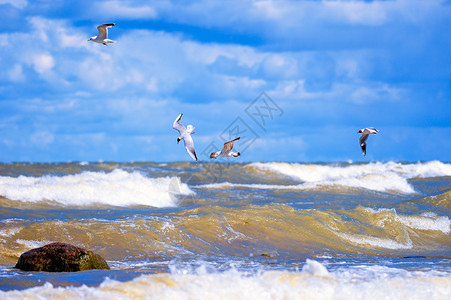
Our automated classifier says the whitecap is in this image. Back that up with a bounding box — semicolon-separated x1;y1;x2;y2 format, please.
246;161;451;193
0;169;194;207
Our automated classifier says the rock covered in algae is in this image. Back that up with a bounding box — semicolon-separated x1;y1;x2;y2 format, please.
15;242;109;272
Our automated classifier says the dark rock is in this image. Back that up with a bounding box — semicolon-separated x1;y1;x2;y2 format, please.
15;242;109;272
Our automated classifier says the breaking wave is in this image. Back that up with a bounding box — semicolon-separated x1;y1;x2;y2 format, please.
0;169;193;207
1;260;450;300
246;161;451;193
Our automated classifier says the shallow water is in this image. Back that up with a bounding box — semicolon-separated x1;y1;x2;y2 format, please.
0;161;450;299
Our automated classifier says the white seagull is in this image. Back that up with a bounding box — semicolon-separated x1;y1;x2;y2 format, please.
357;127;378;156
173;113;197;161
210;137;241;159
88;23;116;46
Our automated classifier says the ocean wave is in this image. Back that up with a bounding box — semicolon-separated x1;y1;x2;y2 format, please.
416;190;451;208
246;161;451;193
1;204;449;266
196;182;308;190
360;207;451;234
196;173;415;193
0;169;194;207
1;261;450;299
336;232;413;250
327;207;451;250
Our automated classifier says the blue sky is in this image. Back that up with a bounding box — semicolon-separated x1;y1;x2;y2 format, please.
0;0;450;163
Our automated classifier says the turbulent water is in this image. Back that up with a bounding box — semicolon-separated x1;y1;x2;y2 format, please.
0;161;450;299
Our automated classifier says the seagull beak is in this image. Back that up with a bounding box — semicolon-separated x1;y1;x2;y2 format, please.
191;131;195;134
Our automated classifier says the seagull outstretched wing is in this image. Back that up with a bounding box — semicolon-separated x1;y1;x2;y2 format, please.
173;113;185;133
222;137;240;152
97;23;115;39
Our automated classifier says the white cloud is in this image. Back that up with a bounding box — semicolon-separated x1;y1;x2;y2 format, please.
28;17;50;43
93;0;157;19
146;77;159;92
8;64;25;82
0;0;27;9
323;1;389;26
252;0;286;20
31;53;55;74
350;84;405;105
0;16;413;110
0;34;8;46
147;0;449;46
273;80;317;100
31;131;54;147
259;54;298;79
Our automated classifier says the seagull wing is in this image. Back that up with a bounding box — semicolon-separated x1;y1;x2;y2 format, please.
359;132;369;156
97;23;115;39
360;142;367;156
367;127;378;134
173;113;185;133
359;132;369;146
222;137;240;152
183;134;198;161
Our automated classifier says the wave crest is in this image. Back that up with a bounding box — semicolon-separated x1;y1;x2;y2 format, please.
0;169;194;207
246;161;451;193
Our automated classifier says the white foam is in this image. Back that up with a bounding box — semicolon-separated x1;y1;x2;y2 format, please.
336;232;413;250
15;239;52;250
196;182;309;190
302;259;330;277
0;228;21;242
2;262;451;300
363;208;451;234
196;174;414;193
0;169;194;207
247;161;451;193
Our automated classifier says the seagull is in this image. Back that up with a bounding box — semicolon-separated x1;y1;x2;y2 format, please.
88;23;116;46
210;137;241;159
173;113;197;161
357;127;378;156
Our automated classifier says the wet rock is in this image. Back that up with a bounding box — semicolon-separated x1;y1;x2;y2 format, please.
15;242;109;272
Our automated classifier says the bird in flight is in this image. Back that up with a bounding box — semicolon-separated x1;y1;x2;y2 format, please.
173;113;197;161
357;127;378;156
88;23;116;46
210;137;241;159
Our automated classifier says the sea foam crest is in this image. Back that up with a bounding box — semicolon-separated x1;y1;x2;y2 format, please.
363;207;451;234
247;161;451;193
2;263;451;300
0;169;193;207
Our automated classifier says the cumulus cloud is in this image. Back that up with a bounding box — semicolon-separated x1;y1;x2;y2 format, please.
93;0;157;19
148;0;446;41
0;1;449;162
31;53;55;74
0;0;27;9
8;64;25;81
350;84;405;105
322;0;389;26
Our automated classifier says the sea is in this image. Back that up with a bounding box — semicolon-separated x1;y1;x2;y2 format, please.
0;160;450;299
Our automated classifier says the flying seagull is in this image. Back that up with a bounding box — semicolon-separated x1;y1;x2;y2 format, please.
173;113;197;161
210;137;241;159
357;127;378;156
88;23;116;46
